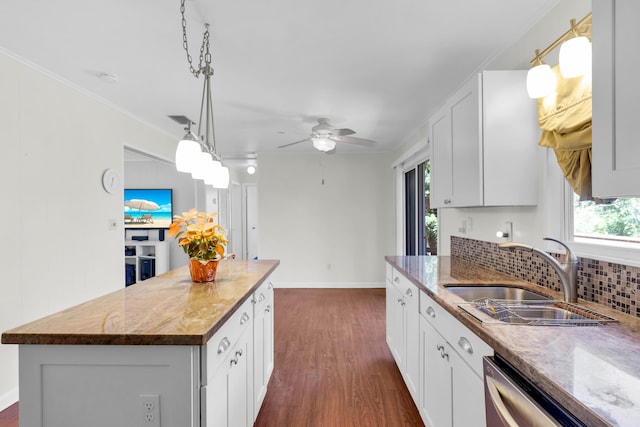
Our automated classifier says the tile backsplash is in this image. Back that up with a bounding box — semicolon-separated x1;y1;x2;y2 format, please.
451;236;640;318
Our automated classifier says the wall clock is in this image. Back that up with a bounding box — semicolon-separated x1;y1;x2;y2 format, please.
102;168;121;194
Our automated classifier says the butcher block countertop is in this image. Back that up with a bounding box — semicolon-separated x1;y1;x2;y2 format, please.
1;259;279;346
386;255;640;427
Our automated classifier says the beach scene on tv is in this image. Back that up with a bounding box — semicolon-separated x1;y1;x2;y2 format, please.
124;189;173;229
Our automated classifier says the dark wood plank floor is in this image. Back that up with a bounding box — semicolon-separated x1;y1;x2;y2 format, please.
254;288;422;427
0;402;18;427
0;288;421;427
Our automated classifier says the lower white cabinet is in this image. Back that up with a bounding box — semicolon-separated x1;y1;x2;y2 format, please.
419;291;492;427
252;279;274;421
202;297;254;427
386;265;420;402
202;277;275;427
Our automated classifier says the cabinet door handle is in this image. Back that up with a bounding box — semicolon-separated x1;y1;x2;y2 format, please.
240;312;250;325
265;305;271;313
217;337;231;354
426;306;436;318
458;337;473;355
235;349;243;357
405;288;413;298
437;344;449;361
230;357;238;366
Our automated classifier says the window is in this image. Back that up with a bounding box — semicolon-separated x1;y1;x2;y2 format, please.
574;195;640;244
567;186;640;266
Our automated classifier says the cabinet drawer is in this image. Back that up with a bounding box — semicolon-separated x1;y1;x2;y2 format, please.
202;297;253;383
253;278;274;315
419;291;492;377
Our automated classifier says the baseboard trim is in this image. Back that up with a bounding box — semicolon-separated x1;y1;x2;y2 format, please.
274;282;384;289
0;387;18;412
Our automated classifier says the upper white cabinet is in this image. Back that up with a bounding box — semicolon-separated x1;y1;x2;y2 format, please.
430;70;538;208
592;0;640;198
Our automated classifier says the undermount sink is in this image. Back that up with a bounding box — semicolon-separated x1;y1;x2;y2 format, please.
473;300;617;326
445;285;617;326
444;285;551;302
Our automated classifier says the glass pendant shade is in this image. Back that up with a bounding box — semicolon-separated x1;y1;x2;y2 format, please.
214;166;230;189
312;137;336;152
203;160;222;185
559;36;591;78
191;151;214;180
526;63;556;99
175;134;201;173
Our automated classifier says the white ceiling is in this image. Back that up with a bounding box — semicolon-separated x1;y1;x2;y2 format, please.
1;0;562;158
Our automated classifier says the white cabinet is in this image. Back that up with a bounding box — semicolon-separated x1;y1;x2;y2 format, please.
592;0;640;198
202;297;254;427
419;291;492;427
420;316;452;427
386;266;420;403
252;278;274;421
124;240;169;286
430;70;538;208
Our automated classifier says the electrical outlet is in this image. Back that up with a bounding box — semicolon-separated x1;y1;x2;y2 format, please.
139;394;160;427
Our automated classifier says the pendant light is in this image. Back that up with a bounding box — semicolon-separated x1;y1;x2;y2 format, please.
559;19;591;78
525;13;591;99
526;49;556;99
175;121;201;173
176;0;229;189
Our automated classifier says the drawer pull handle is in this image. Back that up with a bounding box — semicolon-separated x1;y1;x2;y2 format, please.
259;293;266;302
426;306;436;318
268;282;274;290
444;199;451;204
235;349;243;357
393;277;400;283
458;337;473;355
230;357;238;366
265;305;271;313
405;288;413;297
217;337;231;354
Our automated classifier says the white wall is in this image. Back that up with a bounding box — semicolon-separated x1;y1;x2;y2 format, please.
258;152;394;287
0;51;178;409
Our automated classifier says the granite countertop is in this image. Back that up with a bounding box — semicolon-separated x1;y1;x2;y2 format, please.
386;255;640;427
1;259;279;346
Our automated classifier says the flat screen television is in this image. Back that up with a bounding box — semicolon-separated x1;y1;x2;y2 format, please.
124;188;173;229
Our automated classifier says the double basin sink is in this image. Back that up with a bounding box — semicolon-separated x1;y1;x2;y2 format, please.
445;285;616;326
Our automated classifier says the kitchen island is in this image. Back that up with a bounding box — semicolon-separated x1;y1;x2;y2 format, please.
387;255;640;427
2;258;279;427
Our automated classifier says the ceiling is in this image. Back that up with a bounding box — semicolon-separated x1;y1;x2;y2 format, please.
1;0;561;159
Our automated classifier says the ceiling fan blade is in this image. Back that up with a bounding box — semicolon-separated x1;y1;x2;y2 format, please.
334;135;377;146
332;128;356;136
277;138;311;149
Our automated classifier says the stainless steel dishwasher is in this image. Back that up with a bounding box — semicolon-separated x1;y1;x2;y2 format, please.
483;355;586;427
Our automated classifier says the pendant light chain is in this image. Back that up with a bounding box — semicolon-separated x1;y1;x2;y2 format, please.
180;0;211;79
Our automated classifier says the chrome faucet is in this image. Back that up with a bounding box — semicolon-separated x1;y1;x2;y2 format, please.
498;237;578;303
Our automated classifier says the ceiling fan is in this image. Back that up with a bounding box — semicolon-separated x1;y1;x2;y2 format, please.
278;118;377;152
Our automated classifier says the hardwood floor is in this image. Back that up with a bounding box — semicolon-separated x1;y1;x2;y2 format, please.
0;402;18;427
0;288;421;427
254;288;422;427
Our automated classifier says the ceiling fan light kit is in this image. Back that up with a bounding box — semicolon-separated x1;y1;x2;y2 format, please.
278;117;377;152
174;0;229;188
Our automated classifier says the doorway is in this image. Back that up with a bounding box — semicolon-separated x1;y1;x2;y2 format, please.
404;160;437;255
